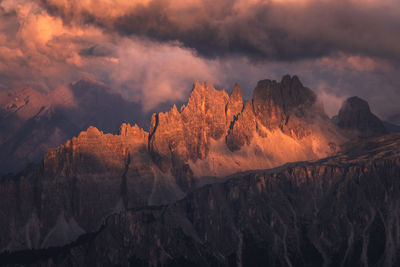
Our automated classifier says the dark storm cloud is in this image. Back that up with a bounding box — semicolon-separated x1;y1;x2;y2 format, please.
39;0;400;61
0;0;399;123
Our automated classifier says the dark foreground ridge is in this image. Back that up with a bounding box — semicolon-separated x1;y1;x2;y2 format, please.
0;229;101;266
2;134;399;266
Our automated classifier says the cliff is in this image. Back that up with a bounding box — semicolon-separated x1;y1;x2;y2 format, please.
2;134;399;267
0;75;377;252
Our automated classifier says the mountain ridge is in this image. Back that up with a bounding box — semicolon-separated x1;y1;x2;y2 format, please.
0;75;392;254
1;133;399;266
0;80;146;173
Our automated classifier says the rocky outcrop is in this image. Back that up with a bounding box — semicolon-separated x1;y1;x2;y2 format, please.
253;75;317;132
6;134;399;267
149;82;229;170
226;84;244;125
226;101;257;151
150;75;344;179
148;81;233;189
44;124;148;177
226;75;325;151
0;124;184;252
0;79;145;173
333;96;387;137
0;75;348;252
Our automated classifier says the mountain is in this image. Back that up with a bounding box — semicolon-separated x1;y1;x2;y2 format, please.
1;133;399;267
149;75;345;181
0;79;145;173
0;75;351;252
333;96;387;137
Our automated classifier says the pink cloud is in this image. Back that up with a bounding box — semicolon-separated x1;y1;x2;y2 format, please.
316;54;391;72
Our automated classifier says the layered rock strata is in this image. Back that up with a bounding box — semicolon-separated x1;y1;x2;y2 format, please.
0;124;184;251
3;134;399;267
150;76;345;179
0;75;348;251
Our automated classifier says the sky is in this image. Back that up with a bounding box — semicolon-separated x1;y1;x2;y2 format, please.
0;0;399;122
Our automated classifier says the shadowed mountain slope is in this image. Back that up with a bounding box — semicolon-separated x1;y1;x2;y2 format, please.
1;133;399;267
333;96;387;137
0;75;391;256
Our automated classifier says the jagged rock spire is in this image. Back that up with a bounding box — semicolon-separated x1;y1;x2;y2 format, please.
226;83;244;124
252;75;317;130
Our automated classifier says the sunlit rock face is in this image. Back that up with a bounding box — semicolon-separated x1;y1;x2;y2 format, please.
0;79;144;173
40;123;184;245
148;81;230;189
0;75;348;251
226;83;244;124
13;134;400;267
149;81;229;165
0;124;184;251
333;96;388;137
228;75;323;147
253;75;316;131
185;75;345;178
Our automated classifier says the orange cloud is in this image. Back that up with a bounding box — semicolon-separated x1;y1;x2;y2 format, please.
0;0;399;122
0;0;227;109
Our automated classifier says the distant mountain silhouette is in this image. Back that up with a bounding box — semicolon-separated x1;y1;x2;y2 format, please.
332;96;387;137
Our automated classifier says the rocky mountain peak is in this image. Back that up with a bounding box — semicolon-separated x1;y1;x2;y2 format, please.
225;75;343;157
183;81;228;116
118;123;146;138
335;96;387;137
252;75;318;132
281;74;303;89
170;104;179;115
340;96;370;113
44;123;149;178
82;126;103;138
148;76;343;180
0;76;355;253
230;83;243;101
226;83;244;124
148;81;229;180
41;75;344;197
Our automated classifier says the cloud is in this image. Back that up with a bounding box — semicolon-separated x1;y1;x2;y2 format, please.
106;38;225;111
315;54;391;73
0;0;399;124
0;0;105;90
0;0;228;111
39;0;400;61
